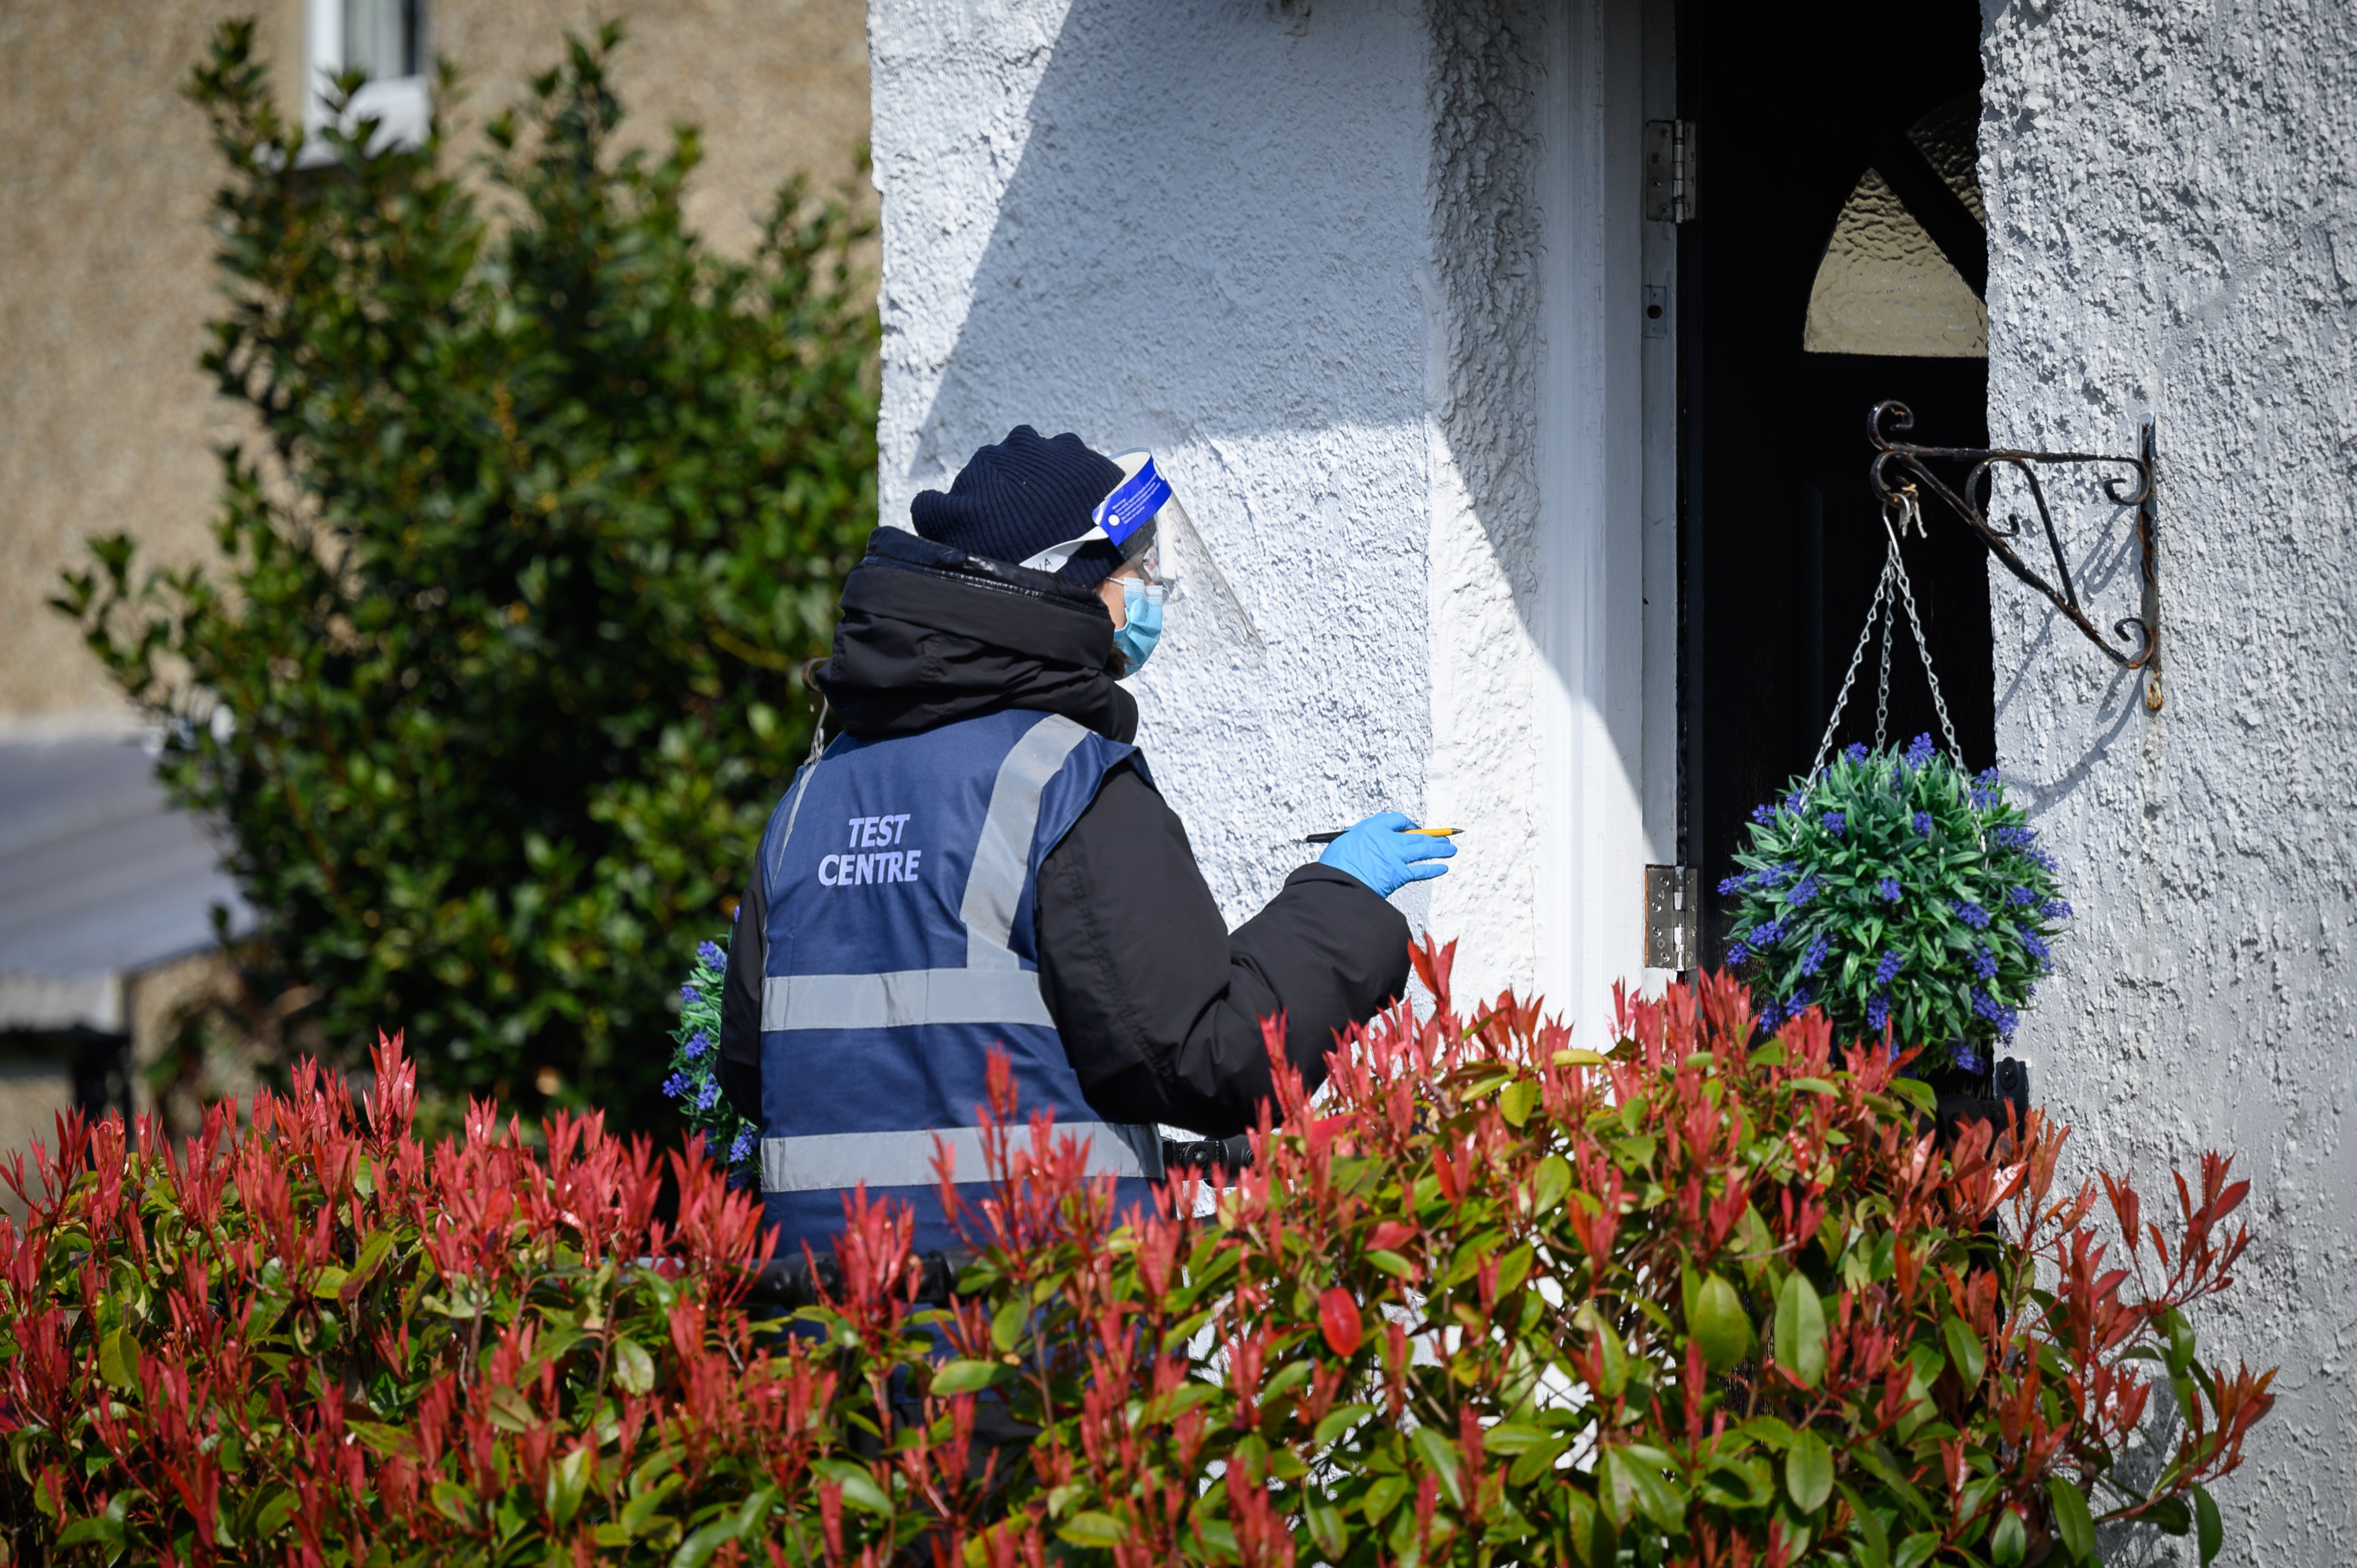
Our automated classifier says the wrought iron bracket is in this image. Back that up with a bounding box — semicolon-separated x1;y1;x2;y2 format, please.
1867;400;2163;711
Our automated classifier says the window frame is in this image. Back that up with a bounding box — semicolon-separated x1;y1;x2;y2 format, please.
302;0;430;160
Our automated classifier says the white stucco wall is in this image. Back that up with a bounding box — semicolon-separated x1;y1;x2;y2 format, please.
1982;0;2357;1559
869;0;1441;937
868;0;1668;1021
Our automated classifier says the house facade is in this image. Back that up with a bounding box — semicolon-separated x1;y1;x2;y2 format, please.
866;0;2357;1552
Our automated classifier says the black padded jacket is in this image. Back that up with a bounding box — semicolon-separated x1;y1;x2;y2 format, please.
715;527;1410;1139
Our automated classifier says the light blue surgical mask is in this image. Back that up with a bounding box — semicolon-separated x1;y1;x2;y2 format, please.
1113;580;1164;676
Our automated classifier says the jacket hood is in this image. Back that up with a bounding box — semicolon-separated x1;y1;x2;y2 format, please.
810;527;1138;743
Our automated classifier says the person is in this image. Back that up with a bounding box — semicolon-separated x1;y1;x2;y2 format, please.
715;427;1453;1261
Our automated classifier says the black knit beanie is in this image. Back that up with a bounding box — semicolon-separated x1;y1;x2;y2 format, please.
910;427;1128;588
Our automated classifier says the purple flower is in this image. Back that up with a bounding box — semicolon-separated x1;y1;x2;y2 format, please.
1905;733;1936;769
2007;885;2038;906
1752;803;1776;826
2021;930;2051;965
1788;873;1820;907
1969;989;2019;1037
1718;872;1749;896
697;940;725;966
1953;1043;1989;1075
685;1030;712;1060
1727;939;1752;965
1953;899;1992;931
1751;918;1787;948
730;1127;756;1161
680;984;702;1004
1843;742;1868;763
1971;946;1998;980
662;1071;690;1100
1913;811;1934;836
1800;934;1830;976
1874;949;1904;984
1876;876;1901;902
1971;769;2004;810
696;1079;719;1111
1866;995;1890;1030
1822;811;1847;836
2042;898;2074;920
1991;825;2038;850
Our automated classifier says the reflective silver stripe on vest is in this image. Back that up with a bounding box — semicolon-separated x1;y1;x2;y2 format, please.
961;714;1088;969
762;1121;1163;1192
761;967;1053;1030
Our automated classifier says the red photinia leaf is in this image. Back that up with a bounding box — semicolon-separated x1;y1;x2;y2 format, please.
1318;1288;1364;1358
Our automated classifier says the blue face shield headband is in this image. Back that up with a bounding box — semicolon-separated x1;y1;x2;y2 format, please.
1017;449;1263;674
1019;452;1173;676
1017;453;1171;578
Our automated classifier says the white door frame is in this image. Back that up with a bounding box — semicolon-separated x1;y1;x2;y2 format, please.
1534;0;1680;1032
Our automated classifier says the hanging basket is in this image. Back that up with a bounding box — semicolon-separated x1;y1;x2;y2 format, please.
1721;491;2069;1075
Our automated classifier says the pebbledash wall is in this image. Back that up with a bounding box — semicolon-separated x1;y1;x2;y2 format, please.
1982;0;2357;1559
867;0;1676;1029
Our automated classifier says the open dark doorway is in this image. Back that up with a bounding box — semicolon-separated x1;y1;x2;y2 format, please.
1678;0;1994;959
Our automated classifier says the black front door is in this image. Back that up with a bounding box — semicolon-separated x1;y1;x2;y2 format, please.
1680;0;1994;958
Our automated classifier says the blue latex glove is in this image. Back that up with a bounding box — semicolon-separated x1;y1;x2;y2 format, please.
1318;812;1456;899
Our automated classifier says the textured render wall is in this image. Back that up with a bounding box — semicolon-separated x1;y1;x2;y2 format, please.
867;0;1651;1011
869;0;1444;935
1421;0;1550;1000
0;0;304;726
868;0;1574;994
0;0;870;726
1981;1;2357;1559
433;0;873;260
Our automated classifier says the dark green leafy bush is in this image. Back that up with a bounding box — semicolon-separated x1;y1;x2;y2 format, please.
0;950;2273;1567
52;22;875;1123
1722;737;2066;1070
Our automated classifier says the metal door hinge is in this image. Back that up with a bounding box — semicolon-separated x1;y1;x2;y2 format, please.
1645;864;1700;972
1644;120;1698;223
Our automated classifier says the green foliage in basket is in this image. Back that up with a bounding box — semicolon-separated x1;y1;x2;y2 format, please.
1722;735;2067;1069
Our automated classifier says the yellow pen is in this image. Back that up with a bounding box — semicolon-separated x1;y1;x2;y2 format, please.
1303;826;1462;845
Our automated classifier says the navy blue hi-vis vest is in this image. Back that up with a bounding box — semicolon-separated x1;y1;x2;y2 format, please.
753;709;1164;1259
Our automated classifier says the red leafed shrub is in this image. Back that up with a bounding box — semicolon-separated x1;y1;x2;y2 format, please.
0;1037;903;1566
934;940;2273;1568
0;945;2274;1568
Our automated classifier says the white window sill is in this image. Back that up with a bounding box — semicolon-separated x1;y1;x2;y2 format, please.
298;74;430;166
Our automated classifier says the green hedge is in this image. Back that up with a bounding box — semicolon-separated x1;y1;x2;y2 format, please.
55;22;875;1123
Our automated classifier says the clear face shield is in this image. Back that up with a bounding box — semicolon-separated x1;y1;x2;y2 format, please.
1017;450;1262;668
